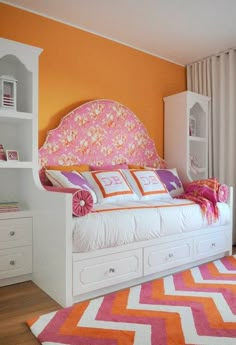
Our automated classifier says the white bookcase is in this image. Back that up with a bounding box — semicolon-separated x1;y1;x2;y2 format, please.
0;38;42;286
0;38;42;210
164;91;210;183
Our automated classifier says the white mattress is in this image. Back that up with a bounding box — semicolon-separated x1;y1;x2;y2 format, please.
72;198;230;253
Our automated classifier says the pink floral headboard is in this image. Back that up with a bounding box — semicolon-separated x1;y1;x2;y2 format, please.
39;99;164;169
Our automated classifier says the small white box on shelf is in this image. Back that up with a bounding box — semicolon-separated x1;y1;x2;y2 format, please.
0;75;17;110
189;116;196;136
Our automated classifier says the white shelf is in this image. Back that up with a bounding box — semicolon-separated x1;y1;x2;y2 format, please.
0;110;33;122
0;161;33;168
189;136;207;142
190;167;206;173
197;167;206;173
0;210;33;220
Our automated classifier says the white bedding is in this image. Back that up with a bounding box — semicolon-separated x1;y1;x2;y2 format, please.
72;198;230;253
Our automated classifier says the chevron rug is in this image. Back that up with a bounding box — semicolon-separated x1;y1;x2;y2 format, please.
27;255;236;345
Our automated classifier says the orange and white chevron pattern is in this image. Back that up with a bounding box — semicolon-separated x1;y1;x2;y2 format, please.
27;255;236;345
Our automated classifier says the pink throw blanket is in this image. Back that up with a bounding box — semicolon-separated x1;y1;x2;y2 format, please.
176;178;229;224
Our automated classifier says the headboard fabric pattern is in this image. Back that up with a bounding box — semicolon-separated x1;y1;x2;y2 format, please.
39;99;165;169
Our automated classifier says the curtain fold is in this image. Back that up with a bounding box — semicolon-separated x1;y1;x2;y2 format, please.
187;50;236;244
187;58;213;175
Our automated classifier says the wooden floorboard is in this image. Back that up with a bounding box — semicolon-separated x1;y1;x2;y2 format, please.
1;247;236;344
0;281;60;345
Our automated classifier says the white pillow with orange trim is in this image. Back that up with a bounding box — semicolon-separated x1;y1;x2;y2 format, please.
122;169;171;200
81;170;139;203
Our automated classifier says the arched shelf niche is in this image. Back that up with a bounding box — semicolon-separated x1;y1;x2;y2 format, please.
0;54;32;113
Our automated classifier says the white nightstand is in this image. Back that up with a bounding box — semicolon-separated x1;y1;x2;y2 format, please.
0;212;33;286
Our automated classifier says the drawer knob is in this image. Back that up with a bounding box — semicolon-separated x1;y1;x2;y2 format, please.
10;231;15;236
109;268;115;273
10;260;15;266
211;243;216;247
168;253;174;258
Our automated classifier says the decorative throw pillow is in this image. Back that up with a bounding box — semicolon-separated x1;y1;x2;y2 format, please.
155;168;184;197
81;170;138;203
128;164;145;170
90;163;128;171
39;169;53;186
122;169;170;200
45;164;90;172
45;170;97;203
217;184;229;203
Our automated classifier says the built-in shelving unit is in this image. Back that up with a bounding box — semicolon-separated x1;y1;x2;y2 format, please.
0;37;42;287
0;38;42;212
164;91;211;182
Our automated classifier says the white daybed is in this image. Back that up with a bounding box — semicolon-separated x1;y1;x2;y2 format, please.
30;100;233;308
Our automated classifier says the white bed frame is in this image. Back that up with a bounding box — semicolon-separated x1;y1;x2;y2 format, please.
29;99;233;308
1;41;232;309
28;178;233;308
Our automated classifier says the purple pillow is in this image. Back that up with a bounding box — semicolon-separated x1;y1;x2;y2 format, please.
155;168;184;197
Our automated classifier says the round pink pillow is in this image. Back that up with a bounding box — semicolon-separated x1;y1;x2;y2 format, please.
217;184;229;203
72;189;94;216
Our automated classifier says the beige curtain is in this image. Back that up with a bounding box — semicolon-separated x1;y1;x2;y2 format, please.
187;58;213;176
187;50;236;244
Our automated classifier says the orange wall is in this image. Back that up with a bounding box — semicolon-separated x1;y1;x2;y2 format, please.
0;3;186;156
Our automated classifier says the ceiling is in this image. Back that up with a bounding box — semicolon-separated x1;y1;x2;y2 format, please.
3;0;236;66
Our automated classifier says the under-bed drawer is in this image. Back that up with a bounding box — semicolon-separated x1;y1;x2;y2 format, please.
144;239;192;276
73;249;142;296
194;231;229;258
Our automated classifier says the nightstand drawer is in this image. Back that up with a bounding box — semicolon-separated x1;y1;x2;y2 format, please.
0;218;32;249
0;246;32;279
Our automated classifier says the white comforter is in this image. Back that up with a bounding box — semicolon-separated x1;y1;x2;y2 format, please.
72;198;230;253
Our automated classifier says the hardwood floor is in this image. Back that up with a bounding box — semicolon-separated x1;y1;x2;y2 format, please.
1;247;236;345
233;245;236;255
0;281;60;345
